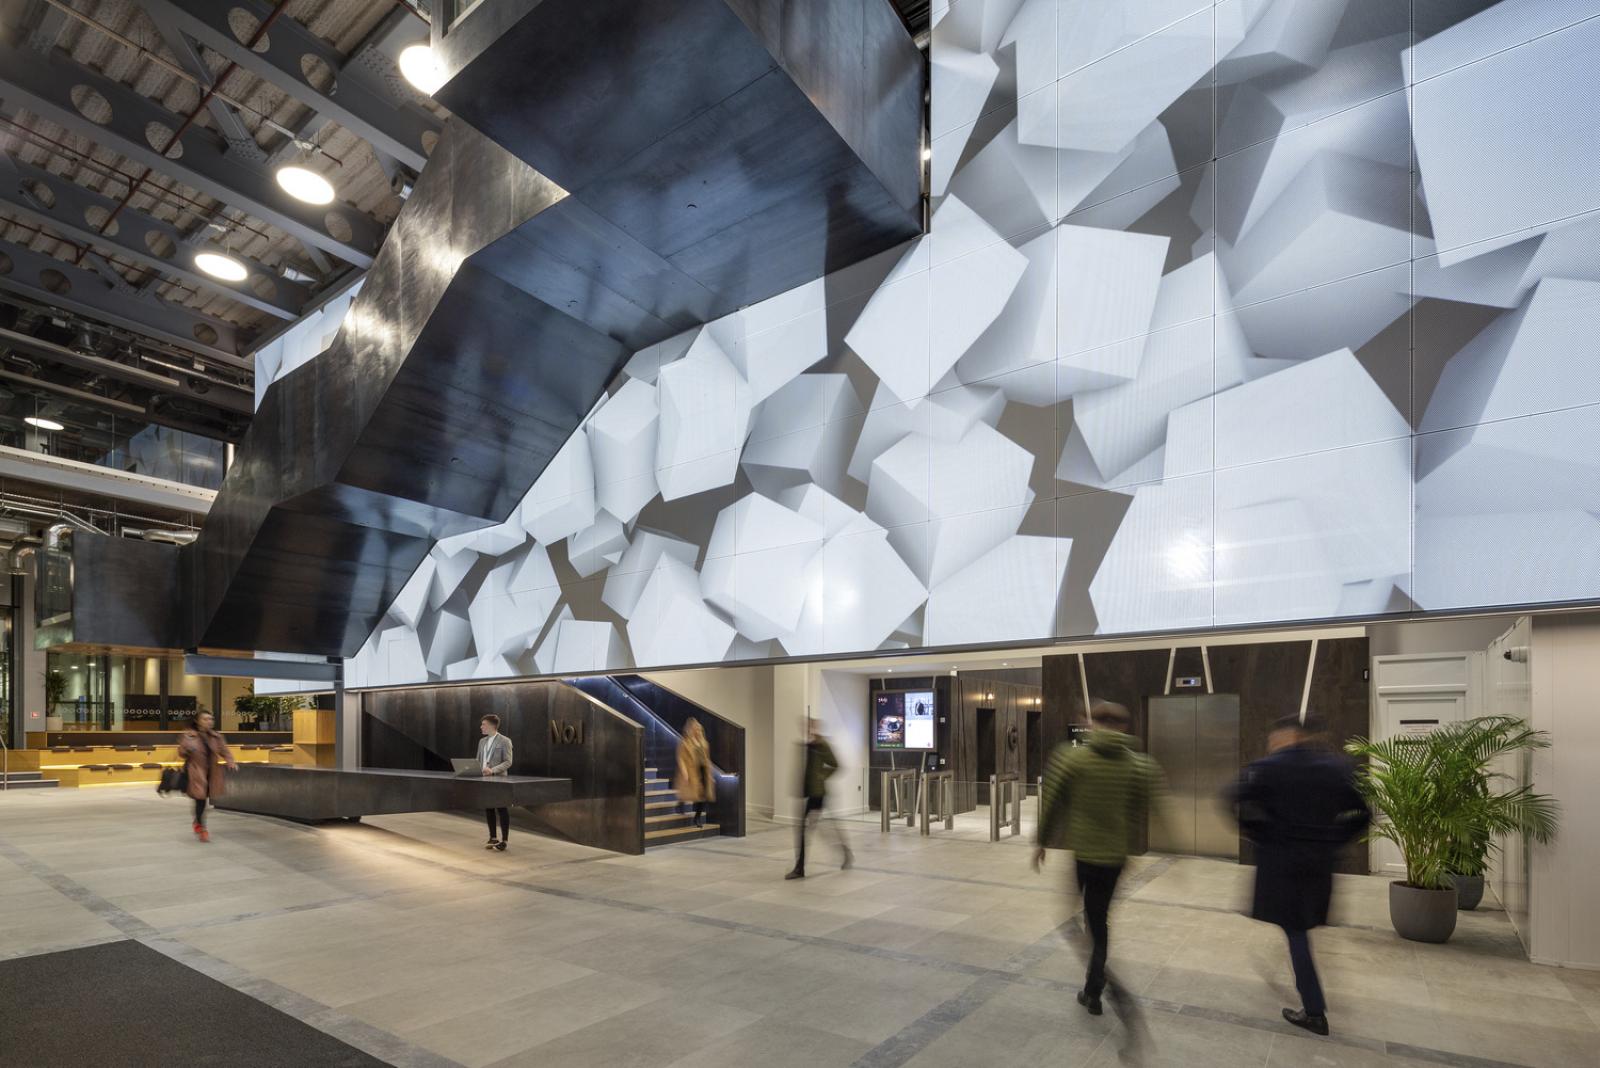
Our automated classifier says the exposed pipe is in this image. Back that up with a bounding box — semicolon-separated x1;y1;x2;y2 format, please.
43;522;72;550
119;527;198;546
7;543;36;574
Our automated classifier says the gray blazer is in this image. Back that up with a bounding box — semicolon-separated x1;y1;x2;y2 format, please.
476;733;513;775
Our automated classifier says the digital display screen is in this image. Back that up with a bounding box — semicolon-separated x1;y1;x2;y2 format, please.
874;690;935;750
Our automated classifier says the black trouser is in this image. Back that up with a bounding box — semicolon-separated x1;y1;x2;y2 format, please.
1075;859;1124;998
485;807;509;840
1285;928;1326;1016
794;794;848;873
193;798;207;826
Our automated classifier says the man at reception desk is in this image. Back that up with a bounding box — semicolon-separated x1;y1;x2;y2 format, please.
478;715;514;850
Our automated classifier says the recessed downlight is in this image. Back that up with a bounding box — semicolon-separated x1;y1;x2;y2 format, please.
194;251;248;282
25;416;65;431
275;164;335;205
398;43;445;95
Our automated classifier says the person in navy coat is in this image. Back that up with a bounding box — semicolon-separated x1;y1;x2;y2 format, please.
1226;714;1370;1037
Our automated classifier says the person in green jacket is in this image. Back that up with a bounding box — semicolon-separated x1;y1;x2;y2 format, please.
1033;701;1162;1021
786;718;853;879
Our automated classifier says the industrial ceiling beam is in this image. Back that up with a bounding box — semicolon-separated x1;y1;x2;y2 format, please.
0;151;310;320
0;364;146;416
141;0;440;174
0;323;253;416
142;6;268;166
0;238;245;366
0;43;384;268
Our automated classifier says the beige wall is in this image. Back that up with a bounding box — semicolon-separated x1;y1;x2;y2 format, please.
642;665;777;818
1368;615;1518;657
1529;612;1600;968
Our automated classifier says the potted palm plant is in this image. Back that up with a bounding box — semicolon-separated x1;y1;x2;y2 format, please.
1347;716;1559;942
43;668;67;732
1440;716;1559;911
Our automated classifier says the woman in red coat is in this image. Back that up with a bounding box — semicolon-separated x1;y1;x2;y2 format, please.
178;711;238;842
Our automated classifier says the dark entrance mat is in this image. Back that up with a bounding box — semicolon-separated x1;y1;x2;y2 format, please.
0;940;388;1067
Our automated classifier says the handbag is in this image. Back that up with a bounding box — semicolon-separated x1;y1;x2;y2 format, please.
157;767;188;796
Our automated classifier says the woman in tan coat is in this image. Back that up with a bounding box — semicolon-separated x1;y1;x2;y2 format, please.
672;718;715;827
178;711;238;842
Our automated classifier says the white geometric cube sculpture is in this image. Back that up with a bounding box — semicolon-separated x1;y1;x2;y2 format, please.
587;378;659;524
701;493;826;642
776;484;883;539
655;328;753;500
536;618;627;675
1058;225;1169;361
1088;476;1214;635
956;227;1058;398
601;530;698;619
1421;279;1600;433
567;513;629;579
708;286;828;406
868;421;1036;587
1409;7;1600;266
741;374;861;492
420;607;472;678
389;556;435;630
1215;0;1348;84
924;534;1069;645
626;556;737;668
781;528;928;656
518;429;597;544
427;540;478;611
843;269;931;405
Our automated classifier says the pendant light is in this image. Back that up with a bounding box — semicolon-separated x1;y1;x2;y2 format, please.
398;43;446;95
275;136;336;205
195;220;248;282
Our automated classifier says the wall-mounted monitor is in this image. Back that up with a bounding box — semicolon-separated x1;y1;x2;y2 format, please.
874;689;935;750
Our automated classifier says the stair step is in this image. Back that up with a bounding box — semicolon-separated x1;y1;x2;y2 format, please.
645;812;699;826
0;779;59;789
644;778;668;786
645;799;679;811
2;772;44;781
645;822;720;844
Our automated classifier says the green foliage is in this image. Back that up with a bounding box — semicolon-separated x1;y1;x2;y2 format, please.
232;682;307;723
43;668;67;710
1346;716;1560;890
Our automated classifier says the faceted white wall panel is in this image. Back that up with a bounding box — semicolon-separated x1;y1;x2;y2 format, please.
587;378;659;524
349;1;1600;685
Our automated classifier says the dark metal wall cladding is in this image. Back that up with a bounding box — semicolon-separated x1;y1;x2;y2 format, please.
438;0;923;316
362;681;646;854
64;533;186;650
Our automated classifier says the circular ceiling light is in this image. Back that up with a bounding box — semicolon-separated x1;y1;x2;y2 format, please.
194;251;248;282
398;43;446;95
25;416;65;431
275;164;335;205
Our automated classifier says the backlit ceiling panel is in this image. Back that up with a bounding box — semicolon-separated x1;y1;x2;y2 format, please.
347;0;1600;686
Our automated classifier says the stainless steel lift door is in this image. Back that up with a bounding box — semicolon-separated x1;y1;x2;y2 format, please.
1146;695;1240;860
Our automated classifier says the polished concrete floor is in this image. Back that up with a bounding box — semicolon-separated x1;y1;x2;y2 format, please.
2;788;1597;1068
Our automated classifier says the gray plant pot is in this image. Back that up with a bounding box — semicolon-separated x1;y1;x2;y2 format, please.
1390;881;1458;943
1451;874;1485;911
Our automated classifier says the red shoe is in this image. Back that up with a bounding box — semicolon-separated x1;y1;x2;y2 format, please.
193;822;209;842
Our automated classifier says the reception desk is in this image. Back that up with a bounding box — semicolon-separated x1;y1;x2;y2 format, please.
215;764;571;822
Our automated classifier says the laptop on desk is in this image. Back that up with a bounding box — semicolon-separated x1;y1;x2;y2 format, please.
450;758;483;776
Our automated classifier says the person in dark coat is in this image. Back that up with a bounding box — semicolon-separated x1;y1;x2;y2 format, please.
1226;714;1370;1036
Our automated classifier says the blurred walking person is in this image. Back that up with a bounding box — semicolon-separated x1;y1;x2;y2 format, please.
786;718;852;879
178;711;238;843
1033;700;1161;1038
673;718;715;827
1226;715;1370;1036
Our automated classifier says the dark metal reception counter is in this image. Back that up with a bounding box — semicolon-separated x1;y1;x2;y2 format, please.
215;764;571;823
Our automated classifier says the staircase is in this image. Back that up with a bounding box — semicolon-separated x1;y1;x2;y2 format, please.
642;755;720;847
1;771;59;790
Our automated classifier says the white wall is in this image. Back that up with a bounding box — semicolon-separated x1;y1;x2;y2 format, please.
640;665;775;818
1529;612;1600;969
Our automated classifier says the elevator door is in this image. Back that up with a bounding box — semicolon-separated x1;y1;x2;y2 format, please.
1146;695;1240;860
